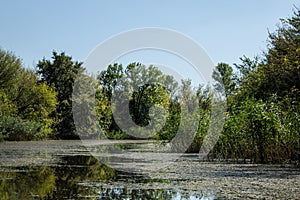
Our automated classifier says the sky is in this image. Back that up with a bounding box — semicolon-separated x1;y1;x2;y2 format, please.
0;1;299;76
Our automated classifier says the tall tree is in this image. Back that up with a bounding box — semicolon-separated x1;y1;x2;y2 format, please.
210;8;300;163
37;51;84;138
96;63;179;139
245;8;300;101
0;49;57;140
212;63;235;97
0;49;22;89
0;49;20;117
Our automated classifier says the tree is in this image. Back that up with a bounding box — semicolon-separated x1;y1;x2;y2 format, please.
0;49;22;89
212;63;235;97
0;49;57;141
96;63;124;137
210;8;300;163
37;51;84;138
98;63;124;98
96;63;179;139
0;49;20;118
242;8;300;101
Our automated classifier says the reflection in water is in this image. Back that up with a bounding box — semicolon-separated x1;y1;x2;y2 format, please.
0;155;214;200
0;166;57;200
96;187;213;200
0;155;115;200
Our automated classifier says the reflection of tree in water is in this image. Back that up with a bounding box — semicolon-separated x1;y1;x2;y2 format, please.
50;155;116;199
97;187;191;200
0;155;208;199
0;155;116;200
0;166;56;200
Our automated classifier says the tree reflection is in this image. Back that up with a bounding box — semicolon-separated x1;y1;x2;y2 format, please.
0;155;208;200
0;155;116;200
0;166;56;200
50;155;116;199
98;187;179;200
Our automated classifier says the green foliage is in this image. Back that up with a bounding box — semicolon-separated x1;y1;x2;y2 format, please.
0;50;22;89
214;97;286;163
0;116;43;141
264;9;300;100
98;63;124;98
37;51;84;138
95;62;214;152
0;49;57;141
96;63;180;139
236;9;300;101
186;85;212;152
212;63;235;97
96;63;125;137
0;91;17;116
210;8;300;163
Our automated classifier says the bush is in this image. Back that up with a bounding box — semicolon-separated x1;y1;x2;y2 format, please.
0;116;43;141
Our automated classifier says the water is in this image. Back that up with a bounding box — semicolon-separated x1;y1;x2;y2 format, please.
0;141;215;200
0;140;299;199
1;155;209;199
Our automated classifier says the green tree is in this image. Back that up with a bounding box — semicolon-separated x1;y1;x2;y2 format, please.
211;8;300;163
0;49;20;118
263;8;300;100
238;8;300;101
212;63;235;97
37;51;84;138
0;50;22;89
0;49;57;141
98;63;124;98
96;63;124;137
96;63;179;139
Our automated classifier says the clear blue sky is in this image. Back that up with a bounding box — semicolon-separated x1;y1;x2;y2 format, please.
0;0;298;69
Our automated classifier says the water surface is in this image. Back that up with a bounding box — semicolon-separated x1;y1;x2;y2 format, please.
0;141;214;200
0;140;299;199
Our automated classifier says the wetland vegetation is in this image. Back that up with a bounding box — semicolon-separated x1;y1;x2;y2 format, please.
0;6;300;200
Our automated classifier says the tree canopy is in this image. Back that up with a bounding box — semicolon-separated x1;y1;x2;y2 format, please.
37;51;84;138
0;49;57;140
210;8;300;163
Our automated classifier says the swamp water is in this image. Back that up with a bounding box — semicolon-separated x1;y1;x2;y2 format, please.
0;140;299;199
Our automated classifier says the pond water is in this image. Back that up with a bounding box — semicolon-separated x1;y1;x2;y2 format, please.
0;140;299;199
0;155;212;200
